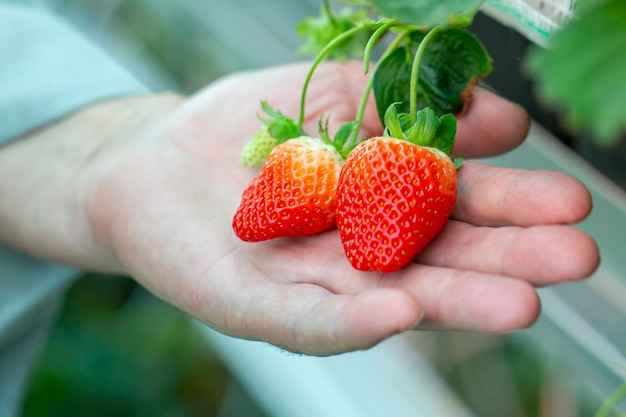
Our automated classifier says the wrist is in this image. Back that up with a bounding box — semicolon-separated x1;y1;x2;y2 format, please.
80;92;187;272
0;92;185;271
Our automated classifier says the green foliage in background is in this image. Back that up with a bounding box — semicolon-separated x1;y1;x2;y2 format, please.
367;0;484;27
330;0;626;145
21;275;235;417
296;4;374;61
526;0;626;146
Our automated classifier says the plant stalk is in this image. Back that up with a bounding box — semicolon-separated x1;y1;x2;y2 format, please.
409;25;442;122
349;28;411;144
594;381;626;417
297;24;378;128
363;19;397;74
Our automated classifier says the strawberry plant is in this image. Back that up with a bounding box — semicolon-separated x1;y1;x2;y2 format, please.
525;0;626;146
232;0;492;272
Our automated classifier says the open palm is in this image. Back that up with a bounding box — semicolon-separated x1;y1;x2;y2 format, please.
89;62;599;355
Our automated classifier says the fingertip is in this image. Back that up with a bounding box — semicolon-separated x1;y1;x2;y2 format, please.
365;288;423;331
561;228;601;281
524;171;594;226
344;288;423;350
417;273;541;333
490;280;542;332
454;164;596;227
561;175;594;224
455;87;530;158
511;284;542;330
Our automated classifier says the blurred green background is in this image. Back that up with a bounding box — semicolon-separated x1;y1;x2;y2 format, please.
22;275;250;417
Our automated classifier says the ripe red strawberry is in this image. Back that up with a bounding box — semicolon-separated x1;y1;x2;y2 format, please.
335;106;460;273
233;135;344;242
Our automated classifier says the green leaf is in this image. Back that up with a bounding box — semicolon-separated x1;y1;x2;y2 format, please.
432;114;457;156
526;0;626;145
368;0;484;27
296;6;373;61
373;28;492;124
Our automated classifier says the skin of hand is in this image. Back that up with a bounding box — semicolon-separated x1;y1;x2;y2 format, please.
0;61;600;356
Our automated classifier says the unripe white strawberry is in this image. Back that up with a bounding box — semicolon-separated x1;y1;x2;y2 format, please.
240;125;279;168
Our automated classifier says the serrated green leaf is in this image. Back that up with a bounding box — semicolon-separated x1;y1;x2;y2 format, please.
526;0;626;145
368;0;484;27
373;28;492;124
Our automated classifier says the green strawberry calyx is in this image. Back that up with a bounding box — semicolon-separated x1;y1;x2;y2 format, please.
258;100;303;143
384;103;462;169
318;115;367;161
239;101;305;168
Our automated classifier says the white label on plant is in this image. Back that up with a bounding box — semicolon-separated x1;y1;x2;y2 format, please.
482;0;577;45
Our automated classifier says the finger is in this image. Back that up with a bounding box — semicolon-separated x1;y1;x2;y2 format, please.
414;221;600;285
247;233;540;334
279;263;540;336
224;284;422;356
454;87;530;158
385;265;542;331
453;161;593;226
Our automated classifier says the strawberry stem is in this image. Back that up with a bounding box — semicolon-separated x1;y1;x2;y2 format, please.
363;19;398;75
409;26;443;122
348;27;411;146
297;23;380;129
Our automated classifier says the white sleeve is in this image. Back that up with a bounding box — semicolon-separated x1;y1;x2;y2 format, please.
0;2;149;143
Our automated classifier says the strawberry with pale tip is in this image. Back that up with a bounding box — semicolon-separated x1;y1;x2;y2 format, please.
233;133;346;241
233;118;362;241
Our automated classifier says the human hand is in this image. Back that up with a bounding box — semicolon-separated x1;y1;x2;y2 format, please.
0;62;599;356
